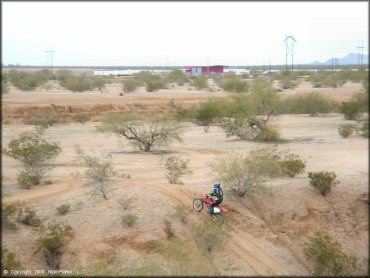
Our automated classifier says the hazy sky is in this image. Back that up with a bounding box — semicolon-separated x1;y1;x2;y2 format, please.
2;1;368;66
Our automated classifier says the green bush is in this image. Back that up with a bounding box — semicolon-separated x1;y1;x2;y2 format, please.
191;219;225;252
308;171;339;195
60;76;95;92
305;231;358;275
24;114;61;128
164;155;192;184
5;131;62;189
92;76;107;91
279;157;306;177
192;76;208;90
122;79;140;93
56;204;70;215
39;222;73;270
167;69;188;86
254;124;281;142
8;70;53;91
18;207;42;227
2;205;18;230
2;78;9;94
280;93;333;116
146;79;167;92
338;123;357;138
195;100;225;127
55;69;73;82
121;213;137;227
221;76;249;92
1;248;22;272
340;102;361;120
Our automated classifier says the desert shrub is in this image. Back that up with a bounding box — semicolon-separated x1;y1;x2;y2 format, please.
191;219;225;252
121;213;137;227
254;124;281;142
221;76;249;92
1;248;22;272
167;69;188;85
308;72;343;88
308;171;339;195
174;205;188;224
274;71;300;89
133;71;158;85
122;78;140;93
118;196;135;210
250;78;279;115
55;69;73;82
39;222;73;270
5;131;62;189
96;113;185;152
60;76;94;92
92;76;107;92
356;120;368;138
340;91;368;120
279;155;306;177
164;217;174;239
72;113;90;124
220;117;281;142
305;231;358;275
2;205;18;230
146;79;167;92
18;207;42;227
192;76;208;90
164;155;192;184
24;114;61;128
284;93;333;116
2;78;9;94
195;99;225;127
75;146;116;200
8;70;52;91
56;204;70;215
338;123;357;138
176;107;197;122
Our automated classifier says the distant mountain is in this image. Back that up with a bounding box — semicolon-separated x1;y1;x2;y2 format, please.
310;53;369;66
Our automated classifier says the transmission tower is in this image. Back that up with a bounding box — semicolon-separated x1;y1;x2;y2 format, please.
284;35;296;72
45;46;55;71
357;42;364;69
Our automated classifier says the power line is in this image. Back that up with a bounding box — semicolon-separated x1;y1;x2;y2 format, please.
357;42;364;69
45;46;55;71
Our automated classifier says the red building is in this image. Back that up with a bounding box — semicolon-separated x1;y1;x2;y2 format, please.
185;65;224;75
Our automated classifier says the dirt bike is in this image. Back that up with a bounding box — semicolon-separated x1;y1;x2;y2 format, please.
192;193;227;226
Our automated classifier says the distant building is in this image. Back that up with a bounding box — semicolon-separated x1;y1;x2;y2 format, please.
94;69;169;76
185;65;224;75
262;69;280;76
223;68;250;76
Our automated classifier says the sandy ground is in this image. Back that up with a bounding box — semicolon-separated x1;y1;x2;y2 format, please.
1;82;368;275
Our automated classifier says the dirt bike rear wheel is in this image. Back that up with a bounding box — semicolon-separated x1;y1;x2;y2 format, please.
212;213;224;226
193;198;204;212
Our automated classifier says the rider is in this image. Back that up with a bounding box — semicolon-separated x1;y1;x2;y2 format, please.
207;181;224;214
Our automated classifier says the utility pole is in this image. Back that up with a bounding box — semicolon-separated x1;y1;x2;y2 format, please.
357;42;364;70
284;35;296;72
45;46;54;71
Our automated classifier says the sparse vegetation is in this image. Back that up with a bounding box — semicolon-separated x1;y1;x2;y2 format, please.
192;76;208;90
38;221;73;270
191;218;225;252
167;69;188;86
72;113;90;124
305;231;358;276
2;204;18;230
24;113;61;128
118;196;135;210
308;171;339;195
18;207;42;227
340;91;368;120
146;79;167;92
75;146;116;200
356;120;368;138
122;78;140;93
121;213;138;227
164;217;174;239
57;204;70;215
338;123;357;138
279;154;306;177
221;76;249;92
2;77;10;94
174;205;188;224
164;155;192;184
1;247;22;272
5;131;62;188
8;69;53;91
96;113;185;152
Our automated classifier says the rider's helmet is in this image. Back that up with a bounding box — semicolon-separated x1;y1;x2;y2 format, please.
214;181;221;188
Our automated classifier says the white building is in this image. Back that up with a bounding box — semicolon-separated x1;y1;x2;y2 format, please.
223;68;250;75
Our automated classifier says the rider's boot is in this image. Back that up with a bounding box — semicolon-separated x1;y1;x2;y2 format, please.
207;207;213;215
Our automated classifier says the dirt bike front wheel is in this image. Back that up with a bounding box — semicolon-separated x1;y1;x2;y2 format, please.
212;213;224;226
193;198;204;212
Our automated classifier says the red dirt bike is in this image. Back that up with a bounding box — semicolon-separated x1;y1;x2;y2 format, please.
192;193;228;226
